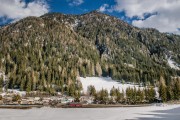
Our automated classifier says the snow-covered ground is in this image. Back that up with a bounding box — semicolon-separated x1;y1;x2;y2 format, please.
7;89;26;96
71;19;80;29
79;77;143;93
0;104;180;120
0;89;26;97
167;58;180;70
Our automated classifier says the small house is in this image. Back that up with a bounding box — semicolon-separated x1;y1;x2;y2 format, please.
80;96;94;104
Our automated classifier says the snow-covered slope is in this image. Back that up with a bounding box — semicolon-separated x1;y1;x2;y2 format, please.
79;77;143;93
167;58;180;70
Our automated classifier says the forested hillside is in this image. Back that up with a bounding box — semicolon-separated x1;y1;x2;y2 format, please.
0;11;180;94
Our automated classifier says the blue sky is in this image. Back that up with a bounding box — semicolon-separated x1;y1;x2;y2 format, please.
48;0;115;14
46;0;131;23
0;0;180;34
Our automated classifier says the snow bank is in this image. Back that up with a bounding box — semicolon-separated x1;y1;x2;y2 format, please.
79;77;143;93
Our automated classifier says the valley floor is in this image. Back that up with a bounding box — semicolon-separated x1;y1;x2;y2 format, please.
0;104;180;120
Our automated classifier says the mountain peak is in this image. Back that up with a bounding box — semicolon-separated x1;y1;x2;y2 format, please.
83;10;110;17
87;10;102;14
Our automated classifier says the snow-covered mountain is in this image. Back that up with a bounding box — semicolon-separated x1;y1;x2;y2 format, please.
0;11;179;91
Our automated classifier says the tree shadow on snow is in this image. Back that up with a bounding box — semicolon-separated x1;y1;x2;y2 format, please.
133;106;180;120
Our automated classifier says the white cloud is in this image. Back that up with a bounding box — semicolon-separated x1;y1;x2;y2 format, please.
98;4;109;12
111;0;180;34
0;0;49;23
68;0;84;6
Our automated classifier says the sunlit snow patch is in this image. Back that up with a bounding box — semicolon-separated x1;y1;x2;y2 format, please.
167;58;180;70
79;77;143;93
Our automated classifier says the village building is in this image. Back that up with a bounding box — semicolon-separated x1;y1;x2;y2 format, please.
80;96;94;104
59;96;75;104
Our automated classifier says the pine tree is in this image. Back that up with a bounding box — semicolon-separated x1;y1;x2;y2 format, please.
68;84;75;97
87;85;96;96
0;95;2;100
149;87;155;102
20;76;26;91
173;78;180;100
12;94;21;102
137;88;144;103
26;74;32;92
60;78;64;93
110;86;116;97
91;63;95;76
95;62;102;76
159;76;167;102
47;70;52;84
145;87;155;103
0;76;3;92
74;90;81;102
167;86;174;101
115;88;124;103
132;87;137;104
99;88;109;104
126;87;133;104
80;66;86;77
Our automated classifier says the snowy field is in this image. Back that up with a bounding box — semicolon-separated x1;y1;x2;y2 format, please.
0;104;180;120
79;77;143;93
